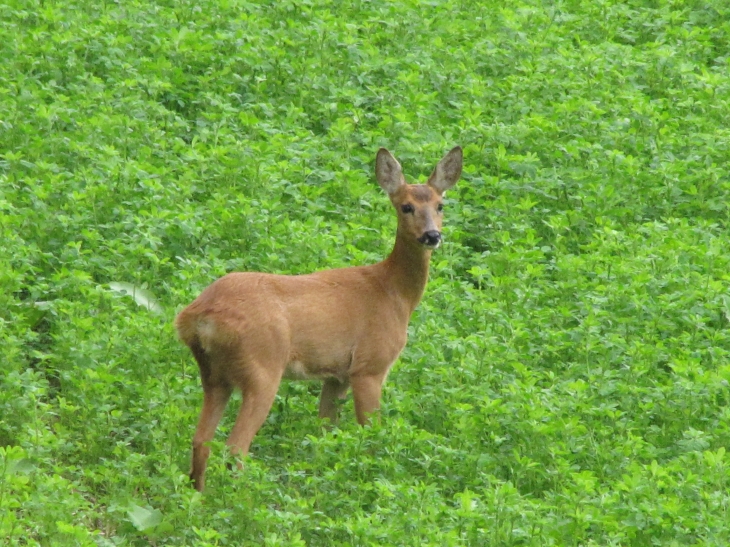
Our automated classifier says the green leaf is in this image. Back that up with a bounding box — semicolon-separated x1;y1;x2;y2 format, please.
127;504;163;533
108;282;163;315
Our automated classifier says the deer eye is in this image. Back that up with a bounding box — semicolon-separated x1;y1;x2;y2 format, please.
401;204;415;214
437;203;444;212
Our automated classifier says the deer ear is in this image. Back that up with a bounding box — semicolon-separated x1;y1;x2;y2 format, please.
427;146;462;194
376;148;405;195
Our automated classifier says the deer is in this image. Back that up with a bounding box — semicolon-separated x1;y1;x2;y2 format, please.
175;146;463;491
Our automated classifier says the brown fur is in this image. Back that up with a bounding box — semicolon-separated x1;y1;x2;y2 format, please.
176;147;463;491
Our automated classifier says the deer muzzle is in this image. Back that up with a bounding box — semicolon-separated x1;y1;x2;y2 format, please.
418;230;442;248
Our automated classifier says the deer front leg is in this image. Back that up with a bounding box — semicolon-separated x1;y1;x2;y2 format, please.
350;374;385;425
318;378;349;423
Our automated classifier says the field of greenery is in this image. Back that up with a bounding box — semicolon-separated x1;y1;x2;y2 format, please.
3;0;730;544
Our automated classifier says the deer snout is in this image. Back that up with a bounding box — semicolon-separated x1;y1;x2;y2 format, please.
419;230;442;248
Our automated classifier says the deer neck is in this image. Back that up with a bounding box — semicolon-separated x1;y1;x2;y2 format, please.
382;232;432;313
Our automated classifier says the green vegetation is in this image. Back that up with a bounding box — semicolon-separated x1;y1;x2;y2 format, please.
2;0;730;544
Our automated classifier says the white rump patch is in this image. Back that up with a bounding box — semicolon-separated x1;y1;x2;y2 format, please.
197;319;218;352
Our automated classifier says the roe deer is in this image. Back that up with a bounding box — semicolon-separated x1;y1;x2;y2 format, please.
176;147;463;491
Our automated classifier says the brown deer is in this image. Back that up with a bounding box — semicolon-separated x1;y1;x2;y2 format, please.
176;147;462;491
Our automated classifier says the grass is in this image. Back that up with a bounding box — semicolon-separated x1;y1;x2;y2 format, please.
2;0;730;545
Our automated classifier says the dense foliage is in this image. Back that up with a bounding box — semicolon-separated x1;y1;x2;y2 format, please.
2;0;730;544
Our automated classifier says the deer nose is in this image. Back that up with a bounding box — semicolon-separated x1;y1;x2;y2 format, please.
419;230;442;247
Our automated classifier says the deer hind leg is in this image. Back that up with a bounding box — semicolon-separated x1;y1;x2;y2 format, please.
190;382;232;491
225;364;284;465
188;339;233;491
318;378;350;423
350;374;386;425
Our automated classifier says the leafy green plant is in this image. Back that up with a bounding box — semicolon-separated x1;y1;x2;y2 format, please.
2;0;730;544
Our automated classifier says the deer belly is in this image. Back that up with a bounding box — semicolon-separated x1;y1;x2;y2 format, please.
283;352;350;381
284;360;315;380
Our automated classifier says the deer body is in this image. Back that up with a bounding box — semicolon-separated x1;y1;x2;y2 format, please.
176;147;462;491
